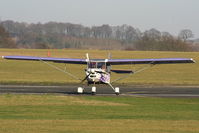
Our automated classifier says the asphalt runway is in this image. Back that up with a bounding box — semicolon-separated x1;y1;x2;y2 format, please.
1;85;199;98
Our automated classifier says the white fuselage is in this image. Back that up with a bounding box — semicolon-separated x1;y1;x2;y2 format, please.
86;68;110;84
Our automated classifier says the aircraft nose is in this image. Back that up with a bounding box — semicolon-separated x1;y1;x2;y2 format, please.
90;75;96;77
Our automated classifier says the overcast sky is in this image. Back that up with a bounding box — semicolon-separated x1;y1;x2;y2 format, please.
0;0;199;38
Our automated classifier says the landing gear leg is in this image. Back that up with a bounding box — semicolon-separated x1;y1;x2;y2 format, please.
91;86;96;95
108;83;120;95
91;82;96;95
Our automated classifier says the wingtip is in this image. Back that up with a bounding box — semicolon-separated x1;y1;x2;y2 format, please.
191;58;196;63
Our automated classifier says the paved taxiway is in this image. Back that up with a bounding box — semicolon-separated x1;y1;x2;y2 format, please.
0;85;199;98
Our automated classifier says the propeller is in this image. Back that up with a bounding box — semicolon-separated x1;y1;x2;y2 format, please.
95;70;108;74
80;72;91;83
80;70;107;83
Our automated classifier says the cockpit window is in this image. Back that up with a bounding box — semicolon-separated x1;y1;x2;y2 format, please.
88;62;106;69
97;62;106;69
89;62;97;68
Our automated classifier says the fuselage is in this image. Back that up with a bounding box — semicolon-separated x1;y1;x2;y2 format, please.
86;68;110;84
85;60;111;84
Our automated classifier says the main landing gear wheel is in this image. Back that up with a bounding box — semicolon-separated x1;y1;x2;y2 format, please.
115;87;120;95
77;87;84;94
91;86;96;95
108;83;120;96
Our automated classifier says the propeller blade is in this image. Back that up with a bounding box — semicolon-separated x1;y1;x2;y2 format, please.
95;70;107;74
80;73;91;83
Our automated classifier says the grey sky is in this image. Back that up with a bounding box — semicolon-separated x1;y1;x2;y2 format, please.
0;0;199;38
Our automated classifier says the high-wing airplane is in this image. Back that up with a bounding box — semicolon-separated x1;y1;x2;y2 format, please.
2;54;195;95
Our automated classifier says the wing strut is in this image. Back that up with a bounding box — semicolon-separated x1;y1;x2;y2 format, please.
39;58;81;81
111;62;155;84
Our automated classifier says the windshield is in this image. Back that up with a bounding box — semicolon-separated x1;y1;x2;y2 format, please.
88;62;106;69
89;62;97;68
97;62;106;69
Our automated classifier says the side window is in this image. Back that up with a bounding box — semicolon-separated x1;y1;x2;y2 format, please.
97;62;106;69
89;62;96;68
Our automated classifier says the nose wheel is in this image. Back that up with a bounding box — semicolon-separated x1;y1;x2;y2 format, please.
91;86;96;95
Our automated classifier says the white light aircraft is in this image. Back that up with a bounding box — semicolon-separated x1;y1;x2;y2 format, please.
2;54;195;95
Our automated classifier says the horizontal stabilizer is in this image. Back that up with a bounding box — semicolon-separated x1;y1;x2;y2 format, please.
111;69;133;74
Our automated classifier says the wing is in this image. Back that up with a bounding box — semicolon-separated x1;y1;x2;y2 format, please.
107;58;195;65
2;56;87;64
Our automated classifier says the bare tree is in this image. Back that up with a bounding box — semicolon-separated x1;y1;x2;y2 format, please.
178;29;194;42
0;25;16;48
143;28;161;41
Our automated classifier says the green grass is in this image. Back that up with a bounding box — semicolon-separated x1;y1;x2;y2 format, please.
0;49;199;132
0;94;199;133
0;48;198;86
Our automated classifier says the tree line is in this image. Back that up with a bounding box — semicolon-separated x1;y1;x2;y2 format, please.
0;20;197;51
0;25;16;48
